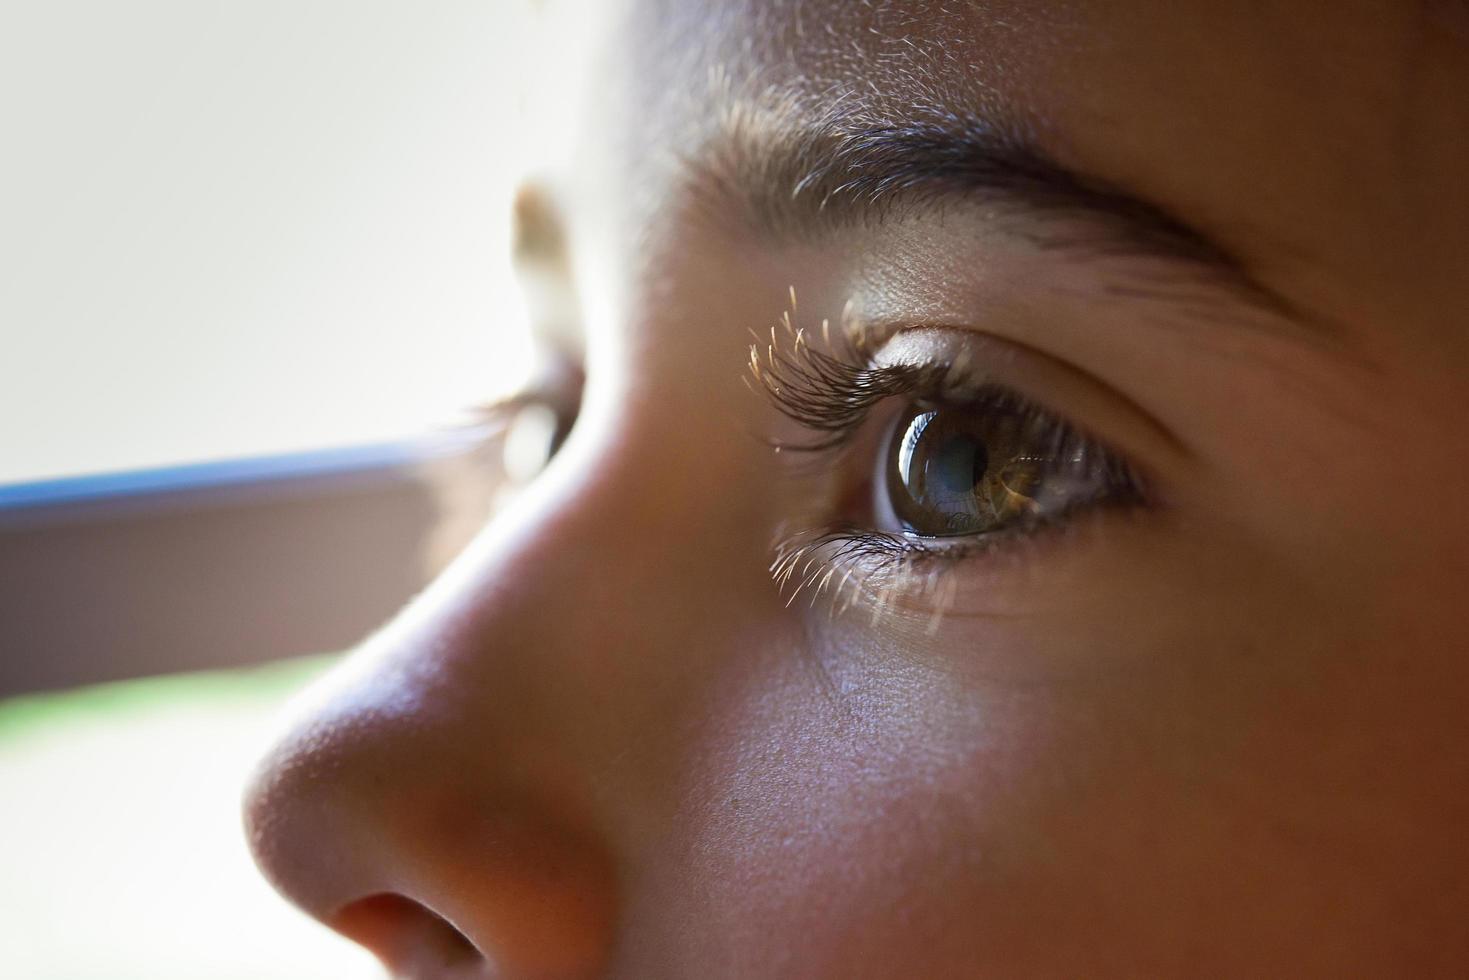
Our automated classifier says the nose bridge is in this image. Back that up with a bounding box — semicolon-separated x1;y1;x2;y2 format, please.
246;390;777;974
421;394;773;769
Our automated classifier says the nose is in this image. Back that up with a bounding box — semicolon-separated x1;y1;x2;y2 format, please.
243;534;619;978
243;415;765;978
245;644;617;979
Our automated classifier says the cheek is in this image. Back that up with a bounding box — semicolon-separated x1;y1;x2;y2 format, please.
647;638;1057;977
626;536;1392;977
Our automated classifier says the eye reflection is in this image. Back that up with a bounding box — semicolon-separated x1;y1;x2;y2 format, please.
883;395;1117;538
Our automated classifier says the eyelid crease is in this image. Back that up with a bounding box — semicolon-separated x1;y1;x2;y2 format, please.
752;318;1193;472
879;323;1194;463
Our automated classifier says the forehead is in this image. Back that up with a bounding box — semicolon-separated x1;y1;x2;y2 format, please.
623;0;1441;154
604;0;1469;342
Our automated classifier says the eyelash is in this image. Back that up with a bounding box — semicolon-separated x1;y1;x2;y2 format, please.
749;331;952;452
749;326;1146;608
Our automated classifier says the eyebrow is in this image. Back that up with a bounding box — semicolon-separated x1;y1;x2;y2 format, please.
685;101;1295;317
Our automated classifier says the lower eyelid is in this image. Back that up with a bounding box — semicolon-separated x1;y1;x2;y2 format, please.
771;500;1153;624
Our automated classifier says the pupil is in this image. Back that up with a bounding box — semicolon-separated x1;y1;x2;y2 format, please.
931;430;987;496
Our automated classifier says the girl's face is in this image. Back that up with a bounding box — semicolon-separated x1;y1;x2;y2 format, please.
247;2;1469;977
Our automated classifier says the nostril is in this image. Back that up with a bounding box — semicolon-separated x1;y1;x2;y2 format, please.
334;893;487;978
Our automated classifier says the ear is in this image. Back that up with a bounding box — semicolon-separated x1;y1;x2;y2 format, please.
511;182;584;361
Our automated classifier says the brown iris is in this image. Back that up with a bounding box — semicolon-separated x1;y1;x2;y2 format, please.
886;404;1053;536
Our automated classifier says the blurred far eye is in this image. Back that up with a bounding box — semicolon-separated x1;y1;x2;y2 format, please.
882;396;1124;538
488;355;583;491
502;401;564;485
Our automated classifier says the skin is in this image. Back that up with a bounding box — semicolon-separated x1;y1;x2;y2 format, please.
245;2;1469;977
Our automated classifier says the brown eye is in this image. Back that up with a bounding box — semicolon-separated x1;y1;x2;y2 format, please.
883;396;1124;538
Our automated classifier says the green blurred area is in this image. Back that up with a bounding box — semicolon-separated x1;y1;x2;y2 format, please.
0;657;380;980
0;657;331;741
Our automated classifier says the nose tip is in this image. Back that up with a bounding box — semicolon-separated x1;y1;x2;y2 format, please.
243;704;618;980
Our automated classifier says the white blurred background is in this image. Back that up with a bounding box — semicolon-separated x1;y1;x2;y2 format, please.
0;3;591;977
0;0;548;485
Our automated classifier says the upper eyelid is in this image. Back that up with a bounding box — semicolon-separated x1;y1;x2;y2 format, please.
751;322;1188;481
865;325;1193;465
